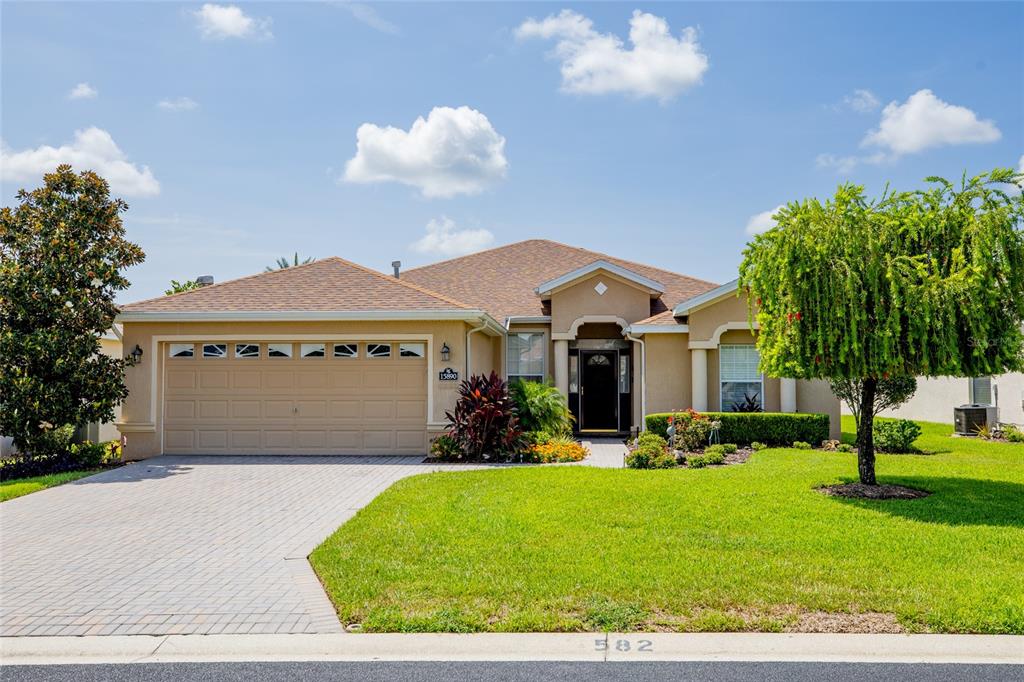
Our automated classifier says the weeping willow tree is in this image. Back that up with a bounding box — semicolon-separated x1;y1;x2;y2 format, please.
739;169;1024;485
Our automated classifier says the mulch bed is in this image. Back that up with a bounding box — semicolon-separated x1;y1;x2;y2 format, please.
817;482;931;499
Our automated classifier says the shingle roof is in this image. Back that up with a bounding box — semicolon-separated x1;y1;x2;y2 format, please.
631;310;685;326
402;239;718;322
120;257;473;313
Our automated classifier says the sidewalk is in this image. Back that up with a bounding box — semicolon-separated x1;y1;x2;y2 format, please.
2;632;1021;666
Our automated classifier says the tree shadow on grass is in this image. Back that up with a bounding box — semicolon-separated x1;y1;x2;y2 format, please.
825;476;1024;528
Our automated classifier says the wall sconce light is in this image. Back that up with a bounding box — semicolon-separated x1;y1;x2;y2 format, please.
440;342;451;363
128;344;144;364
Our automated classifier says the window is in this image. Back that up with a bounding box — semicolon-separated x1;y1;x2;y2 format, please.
267;343;292;358
300;343;325;358
971;376;993;405
569;354;579;393
720;344;763;412
202;344;227;358
169;343;194;358
235;343;260;359
367;343;391;358
507;332;544;382
333;343;358;358
399;342;425;358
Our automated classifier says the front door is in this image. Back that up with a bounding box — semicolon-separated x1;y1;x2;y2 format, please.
580;351;618;432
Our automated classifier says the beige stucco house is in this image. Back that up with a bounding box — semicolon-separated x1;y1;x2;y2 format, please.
114;240;840;459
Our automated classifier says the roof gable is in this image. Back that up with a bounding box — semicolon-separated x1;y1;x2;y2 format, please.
402;239;718;322
119;257;473;315
535;260;665;298
672;278;740;316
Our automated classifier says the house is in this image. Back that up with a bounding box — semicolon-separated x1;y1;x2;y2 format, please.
114;240;840;458
869;373;1024;427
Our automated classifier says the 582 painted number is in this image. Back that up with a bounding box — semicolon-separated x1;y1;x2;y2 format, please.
595;638;653;652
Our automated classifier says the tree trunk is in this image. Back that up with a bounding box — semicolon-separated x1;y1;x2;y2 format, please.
857;377;877;485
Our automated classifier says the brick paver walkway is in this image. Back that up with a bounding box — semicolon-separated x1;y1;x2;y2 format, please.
0;456;456;637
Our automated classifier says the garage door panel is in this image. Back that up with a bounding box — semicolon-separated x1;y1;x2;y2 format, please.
231;401;261;418
296;400;328;419
164;344;426;455
198;401;229;419
199;371;229;389
167;371;196;390
396;400;426;420
166;401;196;420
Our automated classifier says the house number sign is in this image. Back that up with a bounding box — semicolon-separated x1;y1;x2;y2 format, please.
439;367;459;381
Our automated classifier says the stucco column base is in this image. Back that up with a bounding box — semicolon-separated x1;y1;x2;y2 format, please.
781;377;797;413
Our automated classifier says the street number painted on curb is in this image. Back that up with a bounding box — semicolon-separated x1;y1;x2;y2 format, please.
595;639;653;652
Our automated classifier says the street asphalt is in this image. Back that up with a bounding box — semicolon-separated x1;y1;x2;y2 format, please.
2;661;1022;681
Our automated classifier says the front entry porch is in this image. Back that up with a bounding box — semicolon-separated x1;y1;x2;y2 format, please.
562;331;634;436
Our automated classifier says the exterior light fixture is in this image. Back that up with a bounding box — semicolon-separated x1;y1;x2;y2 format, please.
440;342;451;362
129;344;144;364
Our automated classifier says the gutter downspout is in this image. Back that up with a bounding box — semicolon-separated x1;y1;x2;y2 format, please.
625;332;647;432
466;321;489;377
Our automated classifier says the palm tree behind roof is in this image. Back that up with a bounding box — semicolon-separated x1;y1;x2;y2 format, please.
266;253;315;271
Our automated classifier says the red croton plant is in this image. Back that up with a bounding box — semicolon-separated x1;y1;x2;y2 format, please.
445;372;524;460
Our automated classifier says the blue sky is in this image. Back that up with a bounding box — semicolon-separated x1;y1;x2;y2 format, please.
2;2;1021;302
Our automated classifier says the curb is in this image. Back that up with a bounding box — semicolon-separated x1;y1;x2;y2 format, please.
1;633;1022;666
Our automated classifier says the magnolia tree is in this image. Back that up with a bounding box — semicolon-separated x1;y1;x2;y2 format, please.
739;169;1024;485
0;166;145;459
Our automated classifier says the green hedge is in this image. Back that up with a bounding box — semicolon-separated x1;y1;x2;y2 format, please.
645;412;830;447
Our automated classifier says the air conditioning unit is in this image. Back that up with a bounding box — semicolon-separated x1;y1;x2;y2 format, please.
953;405;999;436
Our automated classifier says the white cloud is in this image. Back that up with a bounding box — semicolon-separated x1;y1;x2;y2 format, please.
516;9;708;101
1;127;160;197
862;89;1001;156
157;97;199;111
193;3;272;40
745;205;784;235
337;2;399;34
411;217;494;257
841;89;879;113
68;82;98;100
342;106;508;198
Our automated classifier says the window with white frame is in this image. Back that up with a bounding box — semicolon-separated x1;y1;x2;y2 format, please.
507;332;545;382
367;343;391;358
720;344;763;412
333;343;358;358
971;376;993;405
267;343;292;358
300;343;325;358
235;343;260;359
399;342;425;358
203;343;227;358
169;343;194;358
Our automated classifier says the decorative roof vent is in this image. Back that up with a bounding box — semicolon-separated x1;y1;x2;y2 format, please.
196;275;214;287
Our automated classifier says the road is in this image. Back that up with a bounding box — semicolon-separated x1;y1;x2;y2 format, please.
3;661;1021;681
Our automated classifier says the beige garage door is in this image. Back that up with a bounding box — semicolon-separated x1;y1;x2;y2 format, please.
162;341;428;455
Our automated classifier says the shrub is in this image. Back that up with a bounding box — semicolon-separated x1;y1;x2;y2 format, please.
510;380;573;435
751;441;767;451
528;437;589;463
721;443;738;454
873;419;922;453
637;432;668;449
704;444;726;456
70;440;107;469
792;441;812;449
837;443;855;453
429;435;463;461
688;450;725;468
445;372;523;460
1004;425;1024;443
626;443;675;469
663;410;713;452
646;412;830;446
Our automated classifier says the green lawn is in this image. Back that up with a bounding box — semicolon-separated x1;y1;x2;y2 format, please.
310;418;1024;634
0;469;100;502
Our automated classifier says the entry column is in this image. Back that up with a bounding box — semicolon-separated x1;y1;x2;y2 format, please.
691;348;708;411
554;340;569;398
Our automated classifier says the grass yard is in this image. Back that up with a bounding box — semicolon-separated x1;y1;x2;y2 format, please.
310;419;1024;634
0;470;100;502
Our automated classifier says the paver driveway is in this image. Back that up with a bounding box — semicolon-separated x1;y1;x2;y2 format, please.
0;456;458;637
